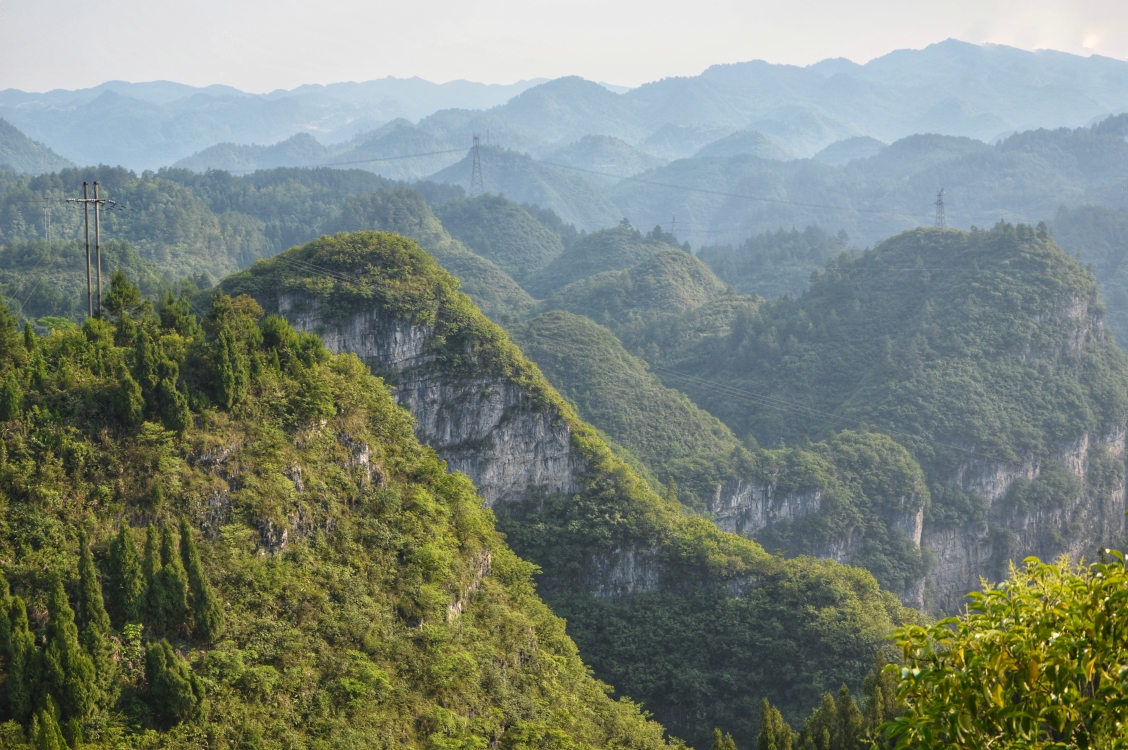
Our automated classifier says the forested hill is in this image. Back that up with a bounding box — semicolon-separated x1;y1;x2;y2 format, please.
0;277;671;748
638;223;1128;608
217;231;916;748
0;119;74;175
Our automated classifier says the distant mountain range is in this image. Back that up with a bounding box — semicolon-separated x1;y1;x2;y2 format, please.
5;39;1128;173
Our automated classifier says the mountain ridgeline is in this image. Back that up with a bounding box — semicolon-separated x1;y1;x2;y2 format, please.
0;275;671;748
218;230;916;748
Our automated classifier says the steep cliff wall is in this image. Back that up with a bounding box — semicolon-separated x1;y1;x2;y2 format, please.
276;293;580;506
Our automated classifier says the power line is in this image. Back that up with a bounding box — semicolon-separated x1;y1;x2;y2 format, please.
226;147;467;175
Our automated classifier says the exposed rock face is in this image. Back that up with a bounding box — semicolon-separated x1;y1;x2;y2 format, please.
707;478;927;607
926;428;1127;612
275;295;580;506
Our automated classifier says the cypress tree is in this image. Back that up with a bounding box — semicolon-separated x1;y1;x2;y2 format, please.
215;327;247;410
148;524;188;633
179;518;224;643
0;296;26;370
711;728;738;750
132;328;160;412
23;322;37;353
835;685;863;750
43;577;96;722
142;524;161;582
758;698;794;750
144;639;204;729
6;596;40;724
0;372;23;422
665;476;678;505
157;376;191;434
862;651;899;735
30;351;49;390
114;367;144;429
34;702;68;750
77;531;119;711
108;521;146;625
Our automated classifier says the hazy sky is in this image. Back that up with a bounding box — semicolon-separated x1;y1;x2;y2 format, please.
2;0;1127;92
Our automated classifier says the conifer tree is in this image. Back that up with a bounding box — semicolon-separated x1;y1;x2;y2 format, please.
114;366;144;429
108;521;146;625
148;524;188;633
6;596;40;724
0;296;26;370
142;523;162;581
179;518;224;642
34;701;68;750
23;322;37;353
132;328;160;411
861;651;899;735
145;639;204;729
77;531;119;710
758;698;794;750
43;577;96;722
0;371;23;421
712;728;738;750
665;476;678;505
215;326;248;410
157;374;191;434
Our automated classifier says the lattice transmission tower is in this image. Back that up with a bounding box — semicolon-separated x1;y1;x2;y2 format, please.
934;188;946;228
469;135;485;197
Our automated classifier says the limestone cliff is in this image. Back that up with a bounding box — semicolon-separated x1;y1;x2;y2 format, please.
276;293;581;507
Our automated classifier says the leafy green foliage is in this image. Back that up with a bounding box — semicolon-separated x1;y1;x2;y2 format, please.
698;226;851;300
523;221;680;297
224;230;918;749
547;249;727;335
886;555;1128;748
0;283;671;748
759;699;794;750
434;194;565;281
642;225;1128;529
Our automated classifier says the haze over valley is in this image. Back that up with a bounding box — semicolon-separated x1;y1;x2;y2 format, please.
3;16;1128;750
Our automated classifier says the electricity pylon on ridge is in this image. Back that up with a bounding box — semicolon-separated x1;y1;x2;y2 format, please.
934;188;946;229
469;135;485;198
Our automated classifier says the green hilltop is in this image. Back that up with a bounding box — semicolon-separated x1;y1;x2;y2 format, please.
0;275;668;748
219;230;917;748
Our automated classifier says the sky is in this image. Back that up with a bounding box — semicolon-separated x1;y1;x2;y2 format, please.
2;0;1127;93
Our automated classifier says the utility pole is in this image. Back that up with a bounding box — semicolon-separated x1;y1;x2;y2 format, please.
934;188;946;229
93;182;103;316
670;214;677;237
67;181;116;318
470;134;485;198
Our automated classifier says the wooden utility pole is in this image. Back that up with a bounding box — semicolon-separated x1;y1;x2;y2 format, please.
67;181;115;318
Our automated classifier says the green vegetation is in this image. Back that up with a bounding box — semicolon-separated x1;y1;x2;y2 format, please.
643;225;1128;529
887;554;1128;748
1052;204;1128;345
698;226;851;300
222;231;919;749
434;194;565;282
524;221;683;298
548;249;727;334
0;119;74;175
0;277;671;748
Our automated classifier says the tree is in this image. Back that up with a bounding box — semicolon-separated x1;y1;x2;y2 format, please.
5;596;40;724
157;372;191;433
885;555;1128;749
148;523;188;633
759;698;794;750
0;372;22;422
214;326;247;410
0;296;26;370
179;518;224;643
132;328;160;412
144;639;204;728
861;651;899;736
713;728;739;750
796;687;863;750
114;365;145;429
77;531;119;710
33;701;68;750
43;577;96;722
108;521;147;625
